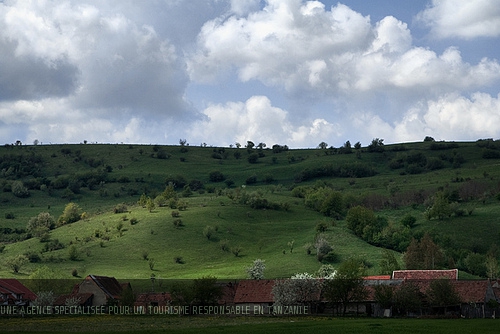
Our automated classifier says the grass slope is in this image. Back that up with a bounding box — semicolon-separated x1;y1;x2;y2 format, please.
1;140;500;279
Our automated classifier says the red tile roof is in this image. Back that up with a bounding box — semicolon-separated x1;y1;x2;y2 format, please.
0;279;37;302
452;280;490;303
364;275;391;280
392;269;458;280
234;280;275;303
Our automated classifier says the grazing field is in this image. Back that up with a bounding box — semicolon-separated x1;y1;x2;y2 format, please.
1;140;500;280
1;316;499;334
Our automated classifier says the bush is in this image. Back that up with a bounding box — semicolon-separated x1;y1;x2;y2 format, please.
203;225;215;240
209;171;225;182
113;203;128;214
174;256;184;264
173;219;184;228
68;245;79;261
231;246;242;257
401;214;417;228
245;175;258;185
12;181;30;198
321;251;339;263
247;153;259;163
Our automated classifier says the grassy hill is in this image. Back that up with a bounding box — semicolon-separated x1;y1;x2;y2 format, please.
1;139;500;280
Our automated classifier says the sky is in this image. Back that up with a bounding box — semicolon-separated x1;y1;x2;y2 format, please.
0;0;499;148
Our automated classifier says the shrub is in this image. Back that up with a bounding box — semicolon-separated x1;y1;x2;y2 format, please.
209;171;225;182
148;258;156;270
174;256;184;264
12;181;30;198
130;217;138;225
247;153;259;163
72;268;78;277
113;203;128;214
316;222;328;233
6;255;28;273
68;245;79;261
142;250;149;260
401;214;417;228
231;246;242;257
173;219;184;228
203;225;215;240
219;239;230;252
245;174;258;185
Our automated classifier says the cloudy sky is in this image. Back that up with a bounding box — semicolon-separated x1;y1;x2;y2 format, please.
0;0;499;148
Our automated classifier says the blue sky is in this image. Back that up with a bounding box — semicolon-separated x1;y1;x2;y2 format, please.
0;0;499;148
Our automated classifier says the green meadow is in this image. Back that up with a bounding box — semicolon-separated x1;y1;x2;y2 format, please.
1;140;500;280
1;316;499;334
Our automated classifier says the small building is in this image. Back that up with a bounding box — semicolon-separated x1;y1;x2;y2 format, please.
233;280;275;314
73;275;129;306
0;279;37;306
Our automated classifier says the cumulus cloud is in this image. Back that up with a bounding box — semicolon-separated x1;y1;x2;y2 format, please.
392;92;500;142
188;1;500;100
0;0;198;144
417;0;500;39
188;95;340;147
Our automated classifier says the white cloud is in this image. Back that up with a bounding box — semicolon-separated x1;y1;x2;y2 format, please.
230;0;260;16
188;95;340;147
417;0;500;39
393;92;500;142
188;1;500;100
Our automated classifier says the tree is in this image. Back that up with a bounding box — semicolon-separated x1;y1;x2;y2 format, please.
68;245;79;261
314;234;332;262
272;273;321;308
246;141;255;149
12;181;30;198
427;192;451;220
58;202;82;225
367;138;384;153
322;258;367;316
203;225;215;240
374;284;394;310
318;142;328;149
192;276;223;305
393;282;422;316
246;259;266;279
146;197;155;212
403;233;444;270
427;279;461;314
27;212;55;238
6;255;29;273
379;249;401;275
346;205;376;237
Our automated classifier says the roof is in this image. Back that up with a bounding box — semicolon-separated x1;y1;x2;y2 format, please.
234;280;275;303
392;269;458;280
135;292;171;304
452;281;490;303
364;275;392;281
85;275;124;299
0;279;37;301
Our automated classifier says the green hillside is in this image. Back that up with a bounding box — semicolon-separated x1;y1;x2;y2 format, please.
1;139;500;280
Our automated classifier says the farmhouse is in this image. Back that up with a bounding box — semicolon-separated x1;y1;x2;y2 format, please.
72;275;130;306
0;279;37;306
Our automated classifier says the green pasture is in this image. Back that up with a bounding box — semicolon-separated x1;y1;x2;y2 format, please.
1;316;499;334
1;140;500;280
